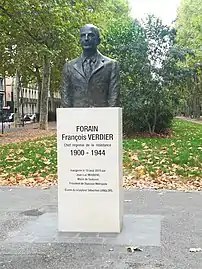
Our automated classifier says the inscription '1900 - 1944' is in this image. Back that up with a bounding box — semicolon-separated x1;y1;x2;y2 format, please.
61;125;114;142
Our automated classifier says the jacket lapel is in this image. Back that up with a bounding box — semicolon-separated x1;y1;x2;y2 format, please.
90;53;105;79
73;58;86;79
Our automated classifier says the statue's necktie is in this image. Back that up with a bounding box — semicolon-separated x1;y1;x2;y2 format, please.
83;58;92;80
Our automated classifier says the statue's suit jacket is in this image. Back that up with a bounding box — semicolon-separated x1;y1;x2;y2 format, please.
60;51;120;107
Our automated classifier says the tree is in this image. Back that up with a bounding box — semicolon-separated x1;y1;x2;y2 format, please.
102;15;193;134
0;0;130;129
175;0;202;118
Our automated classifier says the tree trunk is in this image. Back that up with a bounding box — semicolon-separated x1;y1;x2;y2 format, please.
14;70;21;127
195;76;201;118
152;106;157;133
3;76;6;104
50;83;55;112
193;93;197;118
35;66;42;121
196;96;200;118
147;122;152;134
187;98;193;118
39;55;51;130
200;71;202;117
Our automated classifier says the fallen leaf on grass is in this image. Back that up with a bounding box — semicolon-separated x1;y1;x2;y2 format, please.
131;155;139;161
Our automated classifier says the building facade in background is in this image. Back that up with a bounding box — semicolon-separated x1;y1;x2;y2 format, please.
4;77;60;116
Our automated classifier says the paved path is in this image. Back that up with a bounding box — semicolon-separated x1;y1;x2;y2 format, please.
0;122;56;144
176;116;202;124
0;121;56;134
0;122;12;133
1;187;202;268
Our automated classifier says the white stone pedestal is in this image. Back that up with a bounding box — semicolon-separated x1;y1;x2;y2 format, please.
57;107;123;233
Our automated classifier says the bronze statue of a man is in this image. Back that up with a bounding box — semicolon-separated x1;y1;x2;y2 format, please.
60;24;120;107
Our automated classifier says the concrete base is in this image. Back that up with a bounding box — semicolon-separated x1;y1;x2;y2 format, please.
5;213;162;246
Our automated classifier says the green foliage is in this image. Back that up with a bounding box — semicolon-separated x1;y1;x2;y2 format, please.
176;0;202;66
102;16;187;134
175;0;202;118
0;0;130;129
0;0;129;86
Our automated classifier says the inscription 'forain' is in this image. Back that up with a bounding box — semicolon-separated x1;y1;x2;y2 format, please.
76;126;98;132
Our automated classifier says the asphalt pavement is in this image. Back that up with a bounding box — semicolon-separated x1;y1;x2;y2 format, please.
1;187;202;269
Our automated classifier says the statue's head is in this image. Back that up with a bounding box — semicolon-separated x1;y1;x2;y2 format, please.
80;24;101;51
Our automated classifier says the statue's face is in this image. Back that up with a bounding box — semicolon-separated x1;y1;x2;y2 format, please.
80;26;100;50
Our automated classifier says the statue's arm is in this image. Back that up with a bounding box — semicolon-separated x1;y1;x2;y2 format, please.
60;62;72;107
108;61;121;107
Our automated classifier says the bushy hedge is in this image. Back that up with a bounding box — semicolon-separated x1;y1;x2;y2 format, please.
121;87;174;135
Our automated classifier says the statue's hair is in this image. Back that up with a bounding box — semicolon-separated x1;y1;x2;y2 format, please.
80;24;100;38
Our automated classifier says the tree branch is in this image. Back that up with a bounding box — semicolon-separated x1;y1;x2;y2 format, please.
0;5;46;46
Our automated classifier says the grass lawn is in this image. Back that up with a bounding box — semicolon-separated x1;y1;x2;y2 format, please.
0;119;201;190
123;119;202;190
